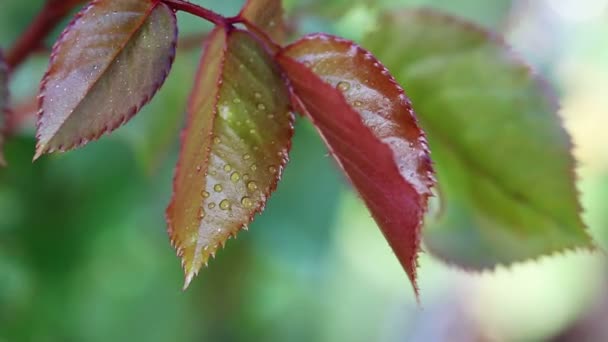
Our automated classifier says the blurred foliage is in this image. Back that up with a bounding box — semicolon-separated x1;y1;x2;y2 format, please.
1;0;607;341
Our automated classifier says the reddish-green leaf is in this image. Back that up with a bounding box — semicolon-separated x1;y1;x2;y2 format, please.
364;9;594;269
239;0;285;43
278;34;434;294
167;27;294;288
35;0;177;158
0;52;8;166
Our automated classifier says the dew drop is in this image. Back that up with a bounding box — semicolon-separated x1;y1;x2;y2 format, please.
219;199;231;210
230;172;241;183
243;174;250;181
241;196;253;208
201;191;210;198
213;137;221;144
198;208;205;219
247;181;258;192
196;165;202;172
208;202;216;209
267;114;275;119
257;103;266;110
224;164;232;172
354;100;363;107
337;81;351;92
214;184;223;192
250;164;257;171
243;154;251;160
254;92;262;99
233;98;241;104
268;166;277;173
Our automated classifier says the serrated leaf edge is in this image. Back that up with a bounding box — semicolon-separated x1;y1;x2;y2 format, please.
167;27;295;289
35;0;178;159
384;8;599;266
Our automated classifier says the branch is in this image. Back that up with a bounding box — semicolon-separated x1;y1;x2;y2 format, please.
6;0;85;70
162;0;233;27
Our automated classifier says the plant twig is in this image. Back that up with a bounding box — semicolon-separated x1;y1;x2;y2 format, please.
162;0;235;27
6;0;85;70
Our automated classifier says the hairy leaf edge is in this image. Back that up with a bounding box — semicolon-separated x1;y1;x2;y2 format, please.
383;8;600;267
167;27;295;289
35;0;178;159
277;46;434;296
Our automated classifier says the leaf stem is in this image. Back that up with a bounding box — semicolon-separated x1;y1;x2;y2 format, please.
6;0;85;70
162;0;233;27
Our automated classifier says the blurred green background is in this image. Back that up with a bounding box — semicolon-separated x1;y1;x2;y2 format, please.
1;0;607;341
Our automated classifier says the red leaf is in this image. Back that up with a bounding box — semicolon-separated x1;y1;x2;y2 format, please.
238;0;285;43
35;0;177;158
167;27;294;289
0;52;8;166
277;34;434;295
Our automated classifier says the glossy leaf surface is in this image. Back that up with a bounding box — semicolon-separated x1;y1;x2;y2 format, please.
364;9;594;269
278;34;434;293
239;0;285;43
36;0;177;158
167;27;294;288
0;52;7;166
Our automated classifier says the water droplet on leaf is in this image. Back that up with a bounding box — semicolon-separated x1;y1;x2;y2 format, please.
337;81;351;92
219;199;231;210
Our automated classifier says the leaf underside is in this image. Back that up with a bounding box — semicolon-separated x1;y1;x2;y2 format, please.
36;0;177;158
239;0;286;43
167;27;294;288
278;34;434;294
364;9;595;269
0;52;8;166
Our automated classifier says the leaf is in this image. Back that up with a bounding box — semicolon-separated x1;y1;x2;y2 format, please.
238;0;285;43
277;34;434;294
0;52;8;166
166;27;294;288
35;0;177;159
363;9;595;269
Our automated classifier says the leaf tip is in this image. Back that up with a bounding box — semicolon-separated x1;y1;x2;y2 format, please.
33;144;46;162
182;271;195;291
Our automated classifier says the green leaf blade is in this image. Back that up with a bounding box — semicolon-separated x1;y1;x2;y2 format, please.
364;9;594;269
36;0;177;158
167;28;294;288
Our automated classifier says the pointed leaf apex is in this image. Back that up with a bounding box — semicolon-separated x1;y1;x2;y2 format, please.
183;271;195;291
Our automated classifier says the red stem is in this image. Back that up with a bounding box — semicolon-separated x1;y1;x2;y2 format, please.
6;0;85;70
162;0;233;27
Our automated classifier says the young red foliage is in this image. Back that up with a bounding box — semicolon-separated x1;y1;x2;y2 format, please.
277;34;435;294
35;0;177;158
167;26;294;288
238;0;286;43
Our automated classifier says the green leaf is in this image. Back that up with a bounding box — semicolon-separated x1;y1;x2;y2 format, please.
35;0;177;159
239;0;286;43
278;34;434;294
166;27;294;288
363;9;595;269
0;51;7;166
